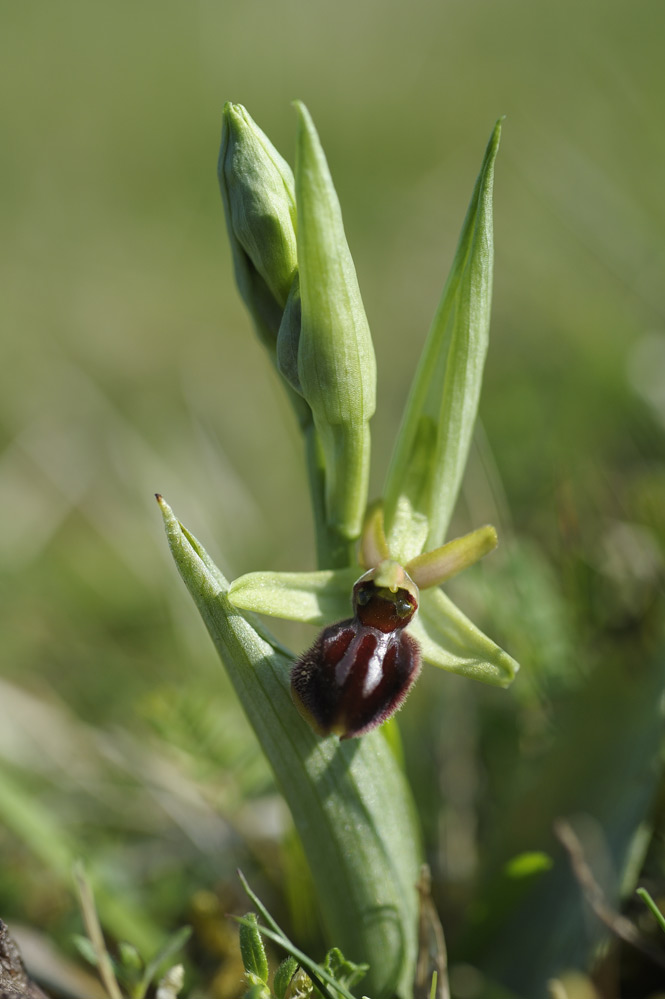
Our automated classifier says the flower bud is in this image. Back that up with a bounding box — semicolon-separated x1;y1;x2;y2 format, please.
238;912;269;988
293;102;376;540
218;103;298;351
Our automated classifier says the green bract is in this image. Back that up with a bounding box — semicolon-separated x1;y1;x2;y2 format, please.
162;103;518;999
293;102;376;541
384;119;503;562
157;497;420;999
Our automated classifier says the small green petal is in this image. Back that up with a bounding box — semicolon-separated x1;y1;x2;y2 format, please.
410;586;518;688
294;101;376;540
384;119;503;561
228;568;358;624
359;502;391;569
275;274;303;394
273;957;298;999
406;524;498;590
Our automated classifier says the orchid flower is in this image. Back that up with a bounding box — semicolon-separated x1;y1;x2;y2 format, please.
159;101;517;999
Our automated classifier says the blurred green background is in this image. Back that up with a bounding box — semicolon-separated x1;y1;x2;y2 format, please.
2;1;665;997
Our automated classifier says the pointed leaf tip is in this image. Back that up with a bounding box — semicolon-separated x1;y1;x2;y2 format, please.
384;120;502;560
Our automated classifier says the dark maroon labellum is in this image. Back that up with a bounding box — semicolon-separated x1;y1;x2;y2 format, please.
290;570;421;739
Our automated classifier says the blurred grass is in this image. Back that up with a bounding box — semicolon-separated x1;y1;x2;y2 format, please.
1;0;665;996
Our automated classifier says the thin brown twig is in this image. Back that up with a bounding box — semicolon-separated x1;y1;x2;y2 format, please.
73;864;124;999
415;865;450;999
554;818;665;972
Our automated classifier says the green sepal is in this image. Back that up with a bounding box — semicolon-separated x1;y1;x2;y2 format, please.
276;274;303;394
294;102;376;541
384;119;503;561
274;956;299;999
228;567;359;624
158;496;420;999
242;984;272;999
227;562;519;688
410;585;518;688
239;913;270;986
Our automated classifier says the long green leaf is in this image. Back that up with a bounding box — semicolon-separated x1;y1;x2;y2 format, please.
384;120;502;562
158;496;421;999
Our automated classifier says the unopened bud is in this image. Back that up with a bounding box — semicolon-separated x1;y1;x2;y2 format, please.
219;103;298;350
294;102;376;539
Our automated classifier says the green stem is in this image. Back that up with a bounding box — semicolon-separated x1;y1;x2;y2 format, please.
637;887;665;935
305;423;358;570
